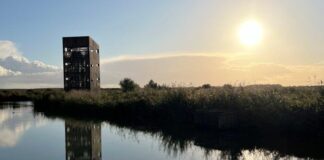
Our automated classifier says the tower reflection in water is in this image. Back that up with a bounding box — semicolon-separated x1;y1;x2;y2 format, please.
65;120;102;160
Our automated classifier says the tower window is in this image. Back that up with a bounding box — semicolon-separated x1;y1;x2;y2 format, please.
80;51;87;56
65;52;71;57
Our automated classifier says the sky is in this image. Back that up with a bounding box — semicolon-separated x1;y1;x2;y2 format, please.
1;0;324;88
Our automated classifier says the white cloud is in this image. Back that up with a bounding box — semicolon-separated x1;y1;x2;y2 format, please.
0;56;59;74
0;40;61;88
0;65;21;76
0;41;21;58
0;41;60;74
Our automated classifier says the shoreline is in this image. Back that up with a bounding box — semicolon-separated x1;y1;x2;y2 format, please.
0;85;324;135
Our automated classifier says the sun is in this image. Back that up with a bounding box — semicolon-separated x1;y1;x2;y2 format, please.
238;20;263;47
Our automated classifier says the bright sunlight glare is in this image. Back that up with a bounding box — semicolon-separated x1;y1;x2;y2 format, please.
238;20;263;47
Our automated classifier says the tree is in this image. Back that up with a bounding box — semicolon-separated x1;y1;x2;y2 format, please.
119;78;139;92
144;80;159;89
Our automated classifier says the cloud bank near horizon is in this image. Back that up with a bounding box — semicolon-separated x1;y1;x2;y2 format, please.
0;40;324;89
100;54;324;87
0;41;62;88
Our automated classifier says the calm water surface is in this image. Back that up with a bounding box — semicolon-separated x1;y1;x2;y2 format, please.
0;102;322;160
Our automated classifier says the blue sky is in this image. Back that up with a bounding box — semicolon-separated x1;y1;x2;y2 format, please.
1;0;322;65
1;0;324;88
2;0;224;65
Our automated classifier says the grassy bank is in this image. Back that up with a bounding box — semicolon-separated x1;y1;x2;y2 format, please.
1;85;324;134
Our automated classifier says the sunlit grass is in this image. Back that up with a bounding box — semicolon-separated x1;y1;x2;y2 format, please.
0;84;324;132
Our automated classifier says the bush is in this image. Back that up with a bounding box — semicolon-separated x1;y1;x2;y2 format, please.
119;78;140;92
223;84;233;89
145;80;159;89
201;84;212;89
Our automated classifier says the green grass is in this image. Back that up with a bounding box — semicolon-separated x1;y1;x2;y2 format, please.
1;85;324;133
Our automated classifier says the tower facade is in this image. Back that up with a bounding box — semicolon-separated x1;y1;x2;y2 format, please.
63;36;100;91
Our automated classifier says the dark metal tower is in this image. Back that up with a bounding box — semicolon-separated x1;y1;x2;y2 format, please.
63;36;100;91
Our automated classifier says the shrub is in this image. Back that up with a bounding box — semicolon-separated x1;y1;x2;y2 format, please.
119;78;140;92
145;80;159;89
201;84;212;89
223;84;233;89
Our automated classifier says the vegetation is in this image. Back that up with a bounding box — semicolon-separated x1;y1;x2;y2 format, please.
119;78;140;92
1;79;324;134
201;84;212;89
144;80;159;89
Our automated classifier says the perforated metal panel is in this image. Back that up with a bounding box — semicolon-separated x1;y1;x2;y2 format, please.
63;36;100;91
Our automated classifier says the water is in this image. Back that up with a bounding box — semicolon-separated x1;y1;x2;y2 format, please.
0;102;322;160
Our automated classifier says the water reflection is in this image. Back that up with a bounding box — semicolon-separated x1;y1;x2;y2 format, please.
65;120;102;160
0;102;46;147
0;102;323;160
103;121;324;160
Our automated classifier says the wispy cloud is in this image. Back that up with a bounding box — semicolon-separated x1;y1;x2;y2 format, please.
1;40;324;88
100;53;324;87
